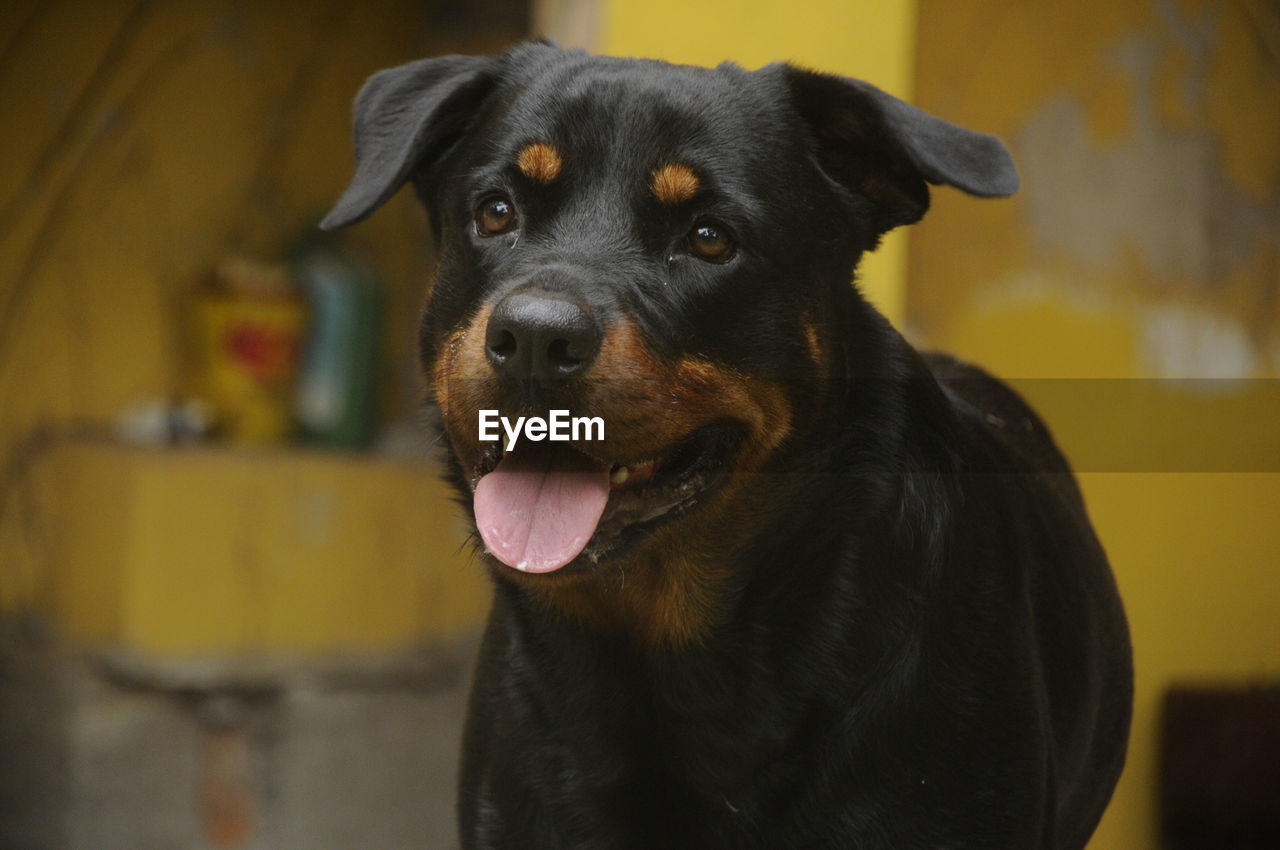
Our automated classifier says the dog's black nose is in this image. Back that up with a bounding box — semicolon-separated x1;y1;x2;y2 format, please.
485;291;601;386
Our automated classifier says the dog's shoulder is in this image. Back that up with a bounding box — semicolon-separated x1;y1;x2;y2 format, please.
922;350;1073;477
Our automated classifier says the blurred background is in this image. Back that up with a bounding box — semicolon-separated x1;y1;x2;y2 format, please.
0;0;1276;848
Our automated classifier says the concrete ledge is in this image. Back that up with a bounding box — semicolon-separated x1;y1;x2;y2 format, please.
1;627;478;850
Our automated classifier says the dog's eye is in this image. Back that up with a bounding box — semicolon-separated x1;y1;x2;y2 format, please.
687;221;736;263
475;196;518;236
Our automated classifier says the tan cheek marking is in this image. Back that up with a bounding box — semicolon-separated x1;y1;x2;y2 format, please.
517;142;562;183
651;163;700;204
801;315;824;369
580;328;792;468
671;357;793;460
431;303;495;443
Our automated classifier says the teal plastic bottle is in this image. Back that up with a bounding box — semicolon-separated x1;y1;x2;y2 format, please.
291;237;383;449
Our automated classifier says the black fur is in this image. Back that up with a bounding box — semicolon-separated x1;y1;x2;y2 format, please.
325;42;1132;849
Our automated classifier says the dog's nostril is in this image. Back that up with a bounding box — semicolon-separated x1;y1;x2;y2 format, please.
546;337;585;370
489;329;518;361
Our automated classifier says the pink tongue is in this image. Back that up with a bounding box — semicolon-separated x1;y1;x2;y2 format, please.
473;446;610;573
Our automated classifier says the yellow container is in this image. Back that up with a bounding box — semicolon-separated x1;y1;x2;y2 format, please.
194;259;307;444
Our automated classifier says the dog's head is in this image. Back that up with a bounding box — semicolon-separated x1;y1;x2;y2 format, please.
324;42;1016;642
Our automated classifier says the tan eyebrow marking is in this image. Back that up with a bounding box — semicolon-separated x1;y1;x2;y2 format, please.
651;163;700;204
517;142;562;183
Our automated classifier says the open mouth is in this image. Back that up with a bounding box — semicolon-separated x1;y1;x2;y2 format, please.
469;424;741;574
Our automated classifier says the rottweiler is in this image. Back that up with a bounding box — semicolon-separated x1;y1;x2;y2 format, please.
322;41;1133;850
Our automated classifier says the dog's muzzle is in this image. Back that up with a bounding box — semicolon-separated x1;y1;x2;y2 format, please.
484;289;602;389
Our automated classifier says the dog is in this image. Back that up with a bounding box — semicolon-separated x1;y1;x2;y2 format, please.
322;41;1133;849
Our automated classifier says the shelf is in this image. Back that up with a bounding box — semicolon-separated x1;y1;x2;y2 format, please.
39;440;489;656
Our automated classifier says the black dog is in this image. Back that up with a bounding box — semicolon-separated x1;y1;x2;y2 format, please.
323;42;1132;849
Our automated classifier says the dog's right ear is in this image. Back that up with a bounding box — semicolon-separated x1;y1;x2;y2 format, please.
321;54;498;230
775;64;1018;241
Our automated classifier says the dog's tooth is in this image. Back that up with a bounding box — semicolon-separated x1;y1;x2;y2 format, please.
610;466;630;485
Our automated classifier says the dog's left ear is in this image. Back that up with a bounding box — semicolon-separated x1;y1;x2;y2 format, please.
321;54;499;230
777;65;1018;239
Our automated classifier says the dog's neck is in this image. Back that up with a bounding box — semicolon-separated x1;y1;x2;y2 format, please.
479;464;939;800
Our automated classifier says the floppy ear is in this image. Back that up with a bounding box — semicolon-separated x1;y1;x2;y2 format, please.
778;65;1018;239
321;54;498;230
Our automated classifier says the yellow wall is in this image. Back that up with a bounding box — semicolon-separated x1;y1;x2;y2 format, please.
910;2;1280;848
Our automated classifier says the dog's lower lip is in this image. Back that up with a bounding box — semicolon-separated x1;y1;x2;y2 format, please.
471;443;504;490
582;424;741;559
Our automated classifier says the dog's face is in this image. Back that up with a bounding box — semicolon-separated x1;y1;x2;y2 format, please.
324;43;1016;642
